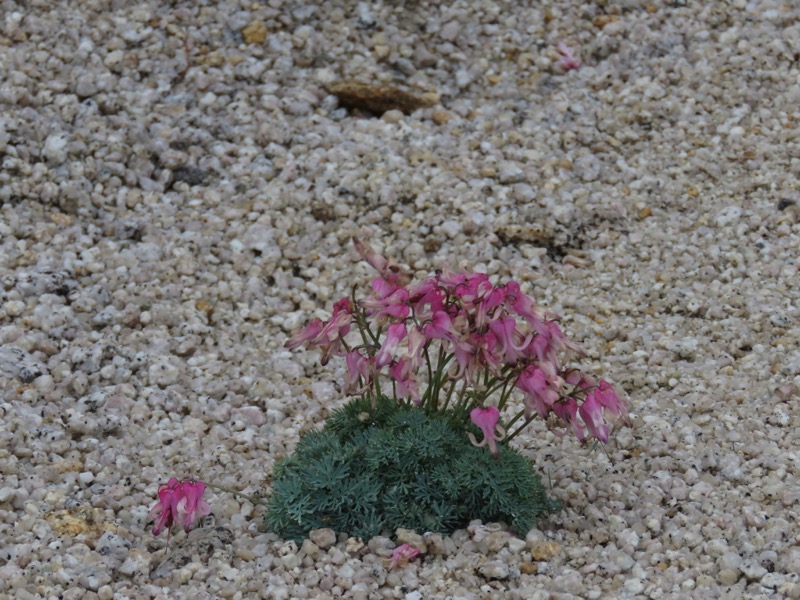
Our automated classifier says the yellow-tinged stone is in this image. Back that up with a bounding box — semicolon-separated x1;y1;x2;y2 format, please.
45;506;117;539
195;299;214;316
52;459;83;474
530;541;562;561
520;562;538;574
242;20;268;45
431;109;453;125
51;212;74;226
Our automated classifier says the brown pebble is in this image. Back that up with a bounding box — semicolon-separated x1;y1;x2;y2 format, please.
431;109;453;125
520;562;538;575
242;20;267;45
593;15;620;28
325;80;438;115
529;541;562;561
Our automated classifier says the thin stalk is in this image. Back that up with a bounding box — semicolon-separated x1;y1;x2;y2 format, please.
429;349;453;411
422;344;434;405
440;377;458;412
495;377;513;412
505;412;538;443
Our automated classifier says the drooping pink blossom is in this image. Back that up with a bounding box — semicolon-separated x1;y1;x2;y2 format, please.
468;406;506;457
390;358;421;405
284;318;324;350
552;397;586;441
150;478;211;537
360;286;411;321
375;322;407;368
489;316;531;364
517;365;561;419
405;325;427;371
175;480;211;531
579;380;629;443
353;237;410;286
423;310;456;341
579;392;609;443
344;349;374;395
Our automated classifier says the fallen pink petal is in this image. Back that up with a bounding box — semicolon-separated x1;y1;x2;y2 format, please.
150;478;211;537
390;543;422;568
556;41;581;70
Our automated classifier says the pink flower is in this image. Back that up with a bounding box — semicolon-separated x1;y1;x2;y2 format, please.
284;318;323;350
150;478;211;537
579;392;609;443
176;480;211;531
488;317;531;364
517;366;561;419
472;330;502;375
476;286;506;328
390;543;421;568
361;286;411;321
375;322;407;368
552;397;586;441
285;299;354;365
408;278;446;317
556;42;581;70
503;281;546;325
405;325;427;371
353;237;410;286
423;310;456;340
592;380;626;417
344;349;374;395
579;380;629;443
390;358;421;404
467;406;506;457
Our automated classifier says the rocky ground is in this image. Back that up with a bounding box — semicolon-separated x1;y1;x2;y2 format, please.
1;0;799;598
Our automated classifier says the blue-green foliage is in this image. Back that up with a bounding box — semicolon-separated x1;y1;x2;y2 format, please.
265;396;560;540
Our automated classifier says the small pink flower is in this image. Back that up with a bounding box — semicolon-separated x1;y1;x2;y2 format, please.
488;316;531;364
390;543;421;568
353;237;410;286
176;480;211;531
375;322;407;368
284;318;324;350
593;380;626;417
361;286;411;321
579;380;629;443
556;42;581;70
579;392;609;443
468;406;506;457
405;325;427;372
423;310;456;340
150;478;211;537
552;397;586;441
344;349;374;395
517;365;561;419
390;358;421;404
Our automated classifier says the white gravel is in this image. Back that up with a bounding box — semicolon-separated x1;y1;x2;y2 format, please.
1;0;799;599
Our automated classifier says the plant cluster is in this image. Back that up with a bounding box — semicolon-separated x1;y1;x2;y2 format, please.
264;396;560;541
150;240;630;546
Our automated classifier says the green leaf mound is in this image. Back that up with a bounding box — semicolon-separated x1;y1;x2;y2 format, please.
265;396;561;541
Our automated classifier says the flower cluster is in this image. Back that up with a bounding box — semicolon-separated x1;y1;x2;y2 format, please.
150;478;211;537
286;239;629;451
